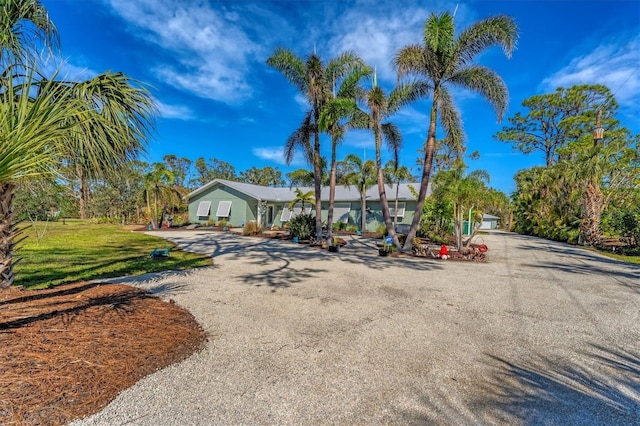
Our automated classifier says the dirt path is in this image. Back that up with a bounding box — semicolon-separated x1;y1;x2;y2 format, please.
72;231;640;425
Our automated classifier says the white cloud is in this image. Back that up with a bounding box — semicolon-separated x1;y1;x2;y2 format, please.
541;35;640;108
154;99;195;120
104;0;264;104
325;1;469;85
253;147;305;166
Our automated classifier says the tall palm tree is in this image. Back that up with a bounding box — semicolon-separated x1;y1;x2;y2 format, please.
351;74;427;249
383;160;414;228
340;154;376;232
267;48;365;241
318;64;371;242
394;11;518;251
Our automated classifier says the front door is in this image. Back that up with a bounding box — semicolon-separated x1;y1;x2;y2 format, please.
266;205;274;228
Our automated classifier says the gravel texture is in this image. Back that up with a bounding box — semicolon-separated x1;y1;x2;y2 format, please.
71;231;640;425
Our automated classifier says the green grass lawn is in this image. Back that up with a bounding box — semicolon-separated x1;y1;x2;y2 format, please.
14;220;212;289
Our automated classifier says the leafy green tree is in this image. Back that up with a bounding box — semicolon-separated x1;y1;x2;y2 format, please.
163;154;192;188
394;11;517;252
267;48;365;240
92;160;147;224
192;157;237;187
13;176;74;221
142;163;183;229
286;168;315;188
340;154;376;232
434;168;491;250
501;85;639;245
239;166;286;187
495;85;618;166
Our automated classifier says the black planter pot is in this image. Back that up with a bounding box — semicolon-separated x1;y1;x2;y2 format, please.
328;245;339;253
378;249;389;256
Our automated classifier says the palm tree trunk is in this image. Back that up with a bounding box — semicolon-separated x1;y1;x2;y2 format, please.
394;183;400;229
313;132;323;241
326;137;338;242
77;163;88;220
0;182;20;289
581;180;604;246
360;189;367;232
403;99;438;252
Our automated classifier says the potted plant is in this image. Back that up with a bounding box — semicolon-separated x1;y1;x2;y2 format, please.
328;236;340;252
378;236;394;256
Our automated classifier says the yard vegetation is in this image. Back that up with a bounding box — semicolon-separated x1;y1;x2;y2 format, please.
14;220;211;289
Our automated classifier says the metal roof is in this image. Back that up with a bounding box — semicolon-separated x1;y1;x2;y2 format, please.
188;179;429;202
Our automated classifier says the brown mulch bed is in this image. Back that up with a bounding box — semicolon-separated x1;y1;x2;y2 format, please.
0;282;207;426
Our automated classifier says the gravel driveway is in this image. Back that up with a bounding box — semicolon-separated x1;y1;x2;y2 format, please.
72;231;640;425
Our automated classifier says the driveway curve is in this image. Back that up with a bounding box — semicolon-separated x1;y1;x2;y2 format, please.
72;231;640;425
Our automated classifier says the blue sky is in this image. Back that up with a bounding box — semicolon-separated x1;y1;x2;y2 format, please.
43;0;639;194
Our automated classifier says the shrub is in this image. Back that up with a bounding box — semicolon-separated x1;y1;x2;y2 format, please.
242;221;262;236
287;213;315;240
376;223;387;238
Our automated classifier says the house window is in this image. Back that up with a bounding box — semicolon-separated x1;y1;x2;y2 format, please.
388;202;406;218
280;207;293;222
333;203;351;223
216;201;232;217
280;206;312;222
196;201;211;217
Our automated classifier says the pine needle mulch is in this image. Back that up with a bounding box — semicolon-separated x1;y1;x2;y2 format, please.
0;282;207;426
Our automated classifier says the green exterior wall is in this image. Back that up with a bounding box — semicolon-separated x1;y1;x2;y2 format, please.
189;184;252;226
189;183;417;232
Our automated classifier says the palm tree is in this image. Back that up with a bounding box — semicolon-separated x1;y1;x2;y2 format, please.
394;11;518;251
340;154;376;232
288;188;315;213
383;160;414;228
267;48;365;241
318;64;371;242
143;163;182;229
0;1;155;288
434;168;490;251
54;72;155;219
351;74;427;249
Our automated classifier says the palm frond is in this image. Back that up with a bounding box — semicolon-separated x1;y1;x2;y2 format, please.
448;65;508;121
455;14;518;65
381;122;402;166
424;12;455;56
325;50;367;83
387;80;431;115
0;0;59;65
0;68;77;183
437;87;465;152
266;47;307;94
284;110;314;166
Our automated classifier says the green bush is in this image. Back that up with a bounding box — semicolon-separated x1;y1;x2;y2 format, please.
287;213;315;240
376;223;387;237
